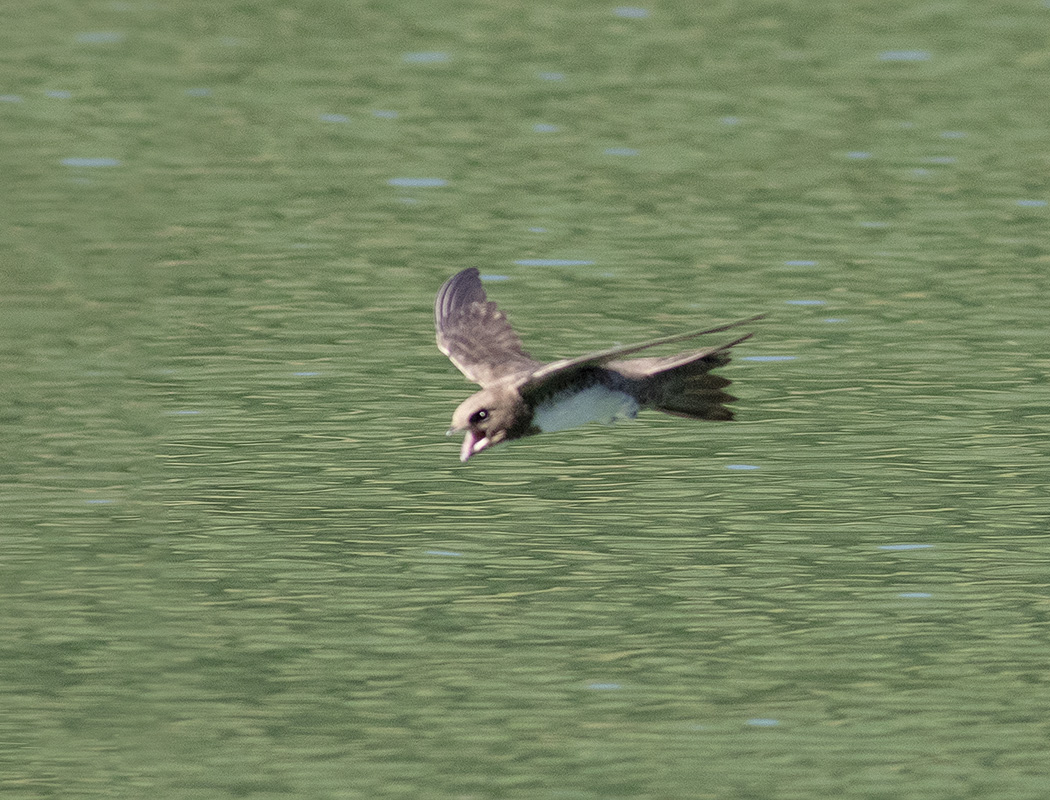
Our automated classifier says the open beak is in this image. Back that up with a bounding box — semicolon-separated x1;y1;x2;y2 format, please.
459;430;490;462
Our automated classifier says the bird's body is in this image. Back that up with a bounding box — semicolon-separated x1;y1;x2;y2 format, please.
435;268;761;461
532;381;639;433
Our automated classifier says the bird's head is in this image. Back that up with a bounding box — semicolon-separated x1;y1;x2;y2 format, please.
449;387;530;462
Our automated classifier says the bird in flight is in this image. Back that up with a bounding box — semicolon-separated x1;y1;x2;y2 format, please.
435;268;762;461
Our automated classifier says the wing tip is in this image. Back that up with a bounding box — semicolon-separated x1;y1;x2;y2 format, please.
436;268;484;326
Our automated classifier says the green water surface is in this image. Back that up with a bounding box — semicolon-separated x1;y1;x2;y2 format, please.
2;1;1049;798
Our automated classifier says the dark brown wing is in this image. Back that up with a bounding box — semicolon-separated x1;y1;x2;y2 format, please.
435;268;543;386
521;315;764;390
609;333;751;379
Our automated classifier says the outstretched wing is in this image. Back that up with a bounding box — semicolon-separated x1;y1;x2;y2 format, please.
522;315;764;390
609;332;752;379
435;268;543;386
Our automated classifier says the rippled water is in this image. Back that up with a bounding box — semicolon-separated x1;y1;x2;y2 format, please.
2;1;1049;798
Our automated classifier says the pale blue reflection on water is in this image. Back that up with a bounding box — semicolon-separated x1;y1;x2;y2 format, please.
1017;199;1047;207
746;719;780;727
726;464;760;470
740;355;797;362
388;177;447;187
515;259;594;266
319;113;350;123
845;151;872;159
479;274;510;281
46;90;73;99
604;147;639;156
0;95;22;102
537;71;565;81
402;51;449;63
372;109;398;118
62;157;121;167
613;7;650;18
784;300;826;306
899;593;933;599
533;123;559;133
879;50;931;61
879;544;935;551
784;260;818;267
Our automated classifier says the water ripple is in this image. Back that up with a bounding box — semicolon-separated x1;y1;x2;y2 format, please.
388;177;448;188
514;259;594;267
62;157;121;167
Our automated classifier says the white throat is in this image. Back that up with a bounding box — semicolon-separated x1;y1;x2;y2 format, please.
532;385;639;433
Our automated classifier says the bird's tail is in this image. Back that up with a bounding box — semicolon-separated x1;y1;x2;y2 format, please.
652;359;737;420
621;334;749;421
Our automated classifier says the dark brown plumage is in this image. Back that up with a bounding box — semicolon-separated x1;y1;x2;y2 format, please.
436;268;762;461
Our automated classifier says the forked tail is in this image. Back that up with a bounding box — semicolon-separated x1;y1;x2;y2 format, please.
619;333;751;421
652;355;737;420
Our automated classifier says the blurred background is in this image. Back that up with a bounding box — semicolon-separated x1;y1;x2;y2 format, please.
2;1;1048;797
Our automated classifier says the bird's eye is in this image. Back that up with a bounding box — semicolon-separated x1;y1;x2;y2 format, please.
469;409;489;425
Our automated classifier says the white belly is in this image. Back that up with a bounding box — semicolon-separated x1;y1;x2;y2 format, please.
532;385;639;433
